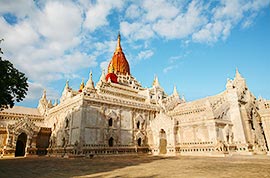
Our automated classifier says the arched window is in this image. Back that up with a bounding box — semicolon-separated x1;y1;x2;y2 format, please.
108;118;113;127
136;121;140;129
137;138;142;146
109;137;114;147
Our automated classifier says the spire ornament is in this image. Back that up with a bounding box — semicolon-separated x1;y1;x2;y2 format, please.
173;85;179;96
235;68;243;79
78;78;85;92
42;89;47;99
153;75;160;87
115;32;122;53
85;70;95;90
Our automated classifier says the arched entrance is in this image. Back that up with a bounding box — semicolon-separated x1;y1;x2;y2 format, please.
137;138;142;146
159;129;167;154
15;133;27;157
109;137;114;147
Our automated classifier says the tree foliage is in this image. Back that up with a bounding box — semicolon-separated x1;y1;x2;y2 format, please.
0;40;28;110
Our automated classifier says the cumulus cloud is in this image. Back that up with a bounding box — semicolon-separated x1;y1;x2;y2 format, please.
120;22;155;41
142;0;179;22
84;0;124;32
0;0;36;19
125;4;142;19
192;21;232;43
153;1;207;39
192;0;270;43
120;0;270;42
0;1;98;102
37;1;82;42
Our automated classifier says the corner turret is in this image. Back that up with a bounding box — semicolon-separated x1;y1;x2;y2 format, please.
84;71;96;93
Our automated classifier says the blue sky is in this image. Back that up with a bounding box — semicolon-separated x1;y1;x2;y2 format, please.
0;0;270;108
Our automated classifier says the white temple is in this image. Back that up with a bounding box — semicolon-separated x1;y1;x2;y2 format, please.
1;34;270;157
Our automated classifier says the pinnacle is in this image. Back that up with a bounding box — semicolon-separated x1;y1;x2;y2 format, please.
85;70;95;89
173;85;179;96
153;75;160;87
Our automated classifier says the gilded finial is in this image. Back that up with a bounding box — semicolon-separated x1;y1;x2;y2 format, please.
116;32;122;52
79;78;85;92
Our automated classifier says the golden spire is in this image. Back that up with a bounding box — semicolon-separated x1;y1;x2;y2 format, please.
115;32;122;53
79;78;85;91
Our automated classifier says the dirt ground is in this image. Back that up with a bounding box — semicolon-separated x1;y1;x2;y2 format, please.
0;155;270;178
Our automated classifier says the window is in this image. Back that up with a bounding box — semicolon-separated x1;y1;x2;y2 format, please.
108;118;113;127
136;121;140;129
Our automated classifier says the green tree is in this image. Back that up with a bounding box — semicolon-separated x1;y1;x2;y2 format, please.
0;39;28;110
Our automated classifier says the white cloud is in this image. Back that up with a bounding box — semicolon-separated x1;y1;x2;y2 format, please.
16;51;97;83
84;0;124;32
153;0;207;39
0;0;36;19
169;55;183;63
163;65;178;73
0;1;97;93
120;22;155;40
122;0;270;43
37;1;82;41
192;21;231;43
192;0;270;43
137;50;154;60
142;0;179;21
125;5;142;19
0;18;39;52
213;0;243;22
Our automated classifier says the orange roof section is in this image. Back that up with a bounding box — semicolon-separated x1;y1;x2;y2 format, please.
107;33;130;75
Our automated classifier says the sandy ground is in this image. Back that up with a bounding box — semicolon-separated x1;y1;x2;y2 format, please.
0;155;270;178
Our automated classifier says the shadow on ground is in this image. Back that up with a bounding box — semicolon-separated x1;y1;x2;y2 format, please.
0;155;166;178
1;155;270;178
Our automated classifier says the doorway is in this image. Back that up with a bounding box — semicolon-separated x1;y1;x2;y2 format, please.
159;129;167;154
15;133;27;157
109;137;114;147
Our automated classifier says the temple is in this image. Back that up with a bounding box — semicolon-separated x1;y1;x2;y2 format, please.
1;34;270;157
